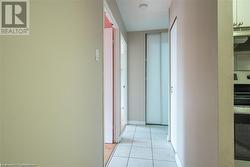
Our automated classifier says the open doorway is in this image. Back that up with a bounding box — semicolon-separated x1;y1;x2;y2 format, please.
103;4;128;165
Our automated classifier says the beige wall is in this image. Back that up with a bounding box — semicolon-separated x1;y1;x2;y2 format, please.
0;46;2;162
128;32;146;123
169;0;233;167
218;0;234;166
0;0;103;167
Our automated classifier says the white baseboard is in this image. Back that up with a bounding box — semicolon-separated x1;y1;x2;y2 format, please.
128;120;146;125
175;153;183;167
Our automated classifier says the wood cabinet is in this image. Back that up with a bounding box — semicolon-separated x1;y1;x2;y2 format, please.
233;0;250;28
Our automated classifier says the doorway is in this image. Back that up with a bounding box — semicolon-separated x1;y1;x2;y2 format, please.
104;12;116;165
103;4;128;165
145;32;169;125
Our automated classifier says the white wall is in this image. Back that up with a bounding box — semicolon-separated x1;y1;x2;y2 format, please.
218;0;234;166
0;0;104;167
169;0;234;167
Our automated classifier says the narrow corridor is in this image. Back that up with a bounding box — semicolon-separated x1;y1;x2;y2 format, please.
107;125;177;167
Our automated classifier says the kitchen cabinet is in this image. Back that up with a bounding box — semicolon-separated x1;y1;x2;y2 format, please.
233;0;250;28
233;0;237;26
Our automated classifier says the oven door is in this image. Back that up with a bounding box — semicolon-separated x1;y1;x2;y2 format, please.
235;114;250;161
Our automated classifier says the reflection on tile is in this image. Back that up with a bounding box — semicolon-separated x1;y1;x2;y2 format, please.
153;148;176;161
152;140;172;149
136;126;151;133
134;132;151;140
108;157;128;167
130;146;152;159
114;145;131;157
127;158;153;167
125;125;137;132
133;139;152;148
151;126;168;134
152;134;168;140
154;160;178;167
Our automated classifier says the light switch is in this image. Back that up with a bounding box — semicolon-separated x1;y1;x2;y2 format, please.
95;49;100;62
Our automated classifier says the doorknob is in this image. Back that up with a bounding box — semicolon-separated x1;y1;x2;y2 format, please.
123;85;126;88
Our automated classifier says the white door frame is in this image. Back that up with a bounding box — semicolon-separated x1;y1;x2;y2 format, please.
104;1;121;143
120;34;128;132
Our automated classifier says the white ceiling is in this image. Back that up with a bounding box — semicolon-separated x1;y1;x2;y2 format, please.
116;0;171;32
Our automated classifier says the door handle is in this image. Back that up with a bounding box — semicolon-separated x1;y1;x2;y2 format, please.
123;85;126;88
171;87;174;93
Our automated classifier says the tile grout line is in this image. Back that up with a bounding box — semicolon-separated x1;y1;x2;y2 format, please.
150;126;155;167
125;125;136;167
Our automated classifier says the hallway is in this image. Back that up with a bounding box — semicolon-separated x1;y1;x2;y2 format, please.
107;125;177;167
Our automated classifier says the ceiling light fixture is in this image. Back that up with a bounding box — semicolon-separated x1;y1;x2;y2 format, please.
139;3;148;9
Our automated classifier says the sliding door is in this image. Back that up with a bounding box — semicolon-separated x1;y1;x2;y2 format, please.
146;33;169;125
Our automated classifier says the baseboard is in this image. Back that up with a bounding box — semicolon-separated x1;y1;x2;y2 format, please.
175;153;183;167
128;120;146;125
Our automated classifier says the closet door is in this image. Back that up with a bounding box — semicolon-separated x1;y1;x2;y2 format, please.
146;33;162;124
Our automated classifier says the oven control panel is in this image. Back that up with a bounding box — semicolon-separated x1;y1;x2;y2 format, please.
234;71;250;84
234;106;250;114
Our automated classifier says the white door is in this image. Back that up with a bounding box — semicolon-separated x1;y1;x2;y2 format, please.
146;33;169;125
170;20;178;151
104;28;113;143
120;34;128;131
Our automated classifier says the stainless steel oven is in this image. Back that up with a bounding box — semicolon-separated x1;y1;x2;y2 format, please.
234;71;250;161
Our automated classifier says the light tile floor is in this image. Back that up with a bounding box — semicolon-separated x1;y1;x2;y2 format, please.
107;125;177;167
